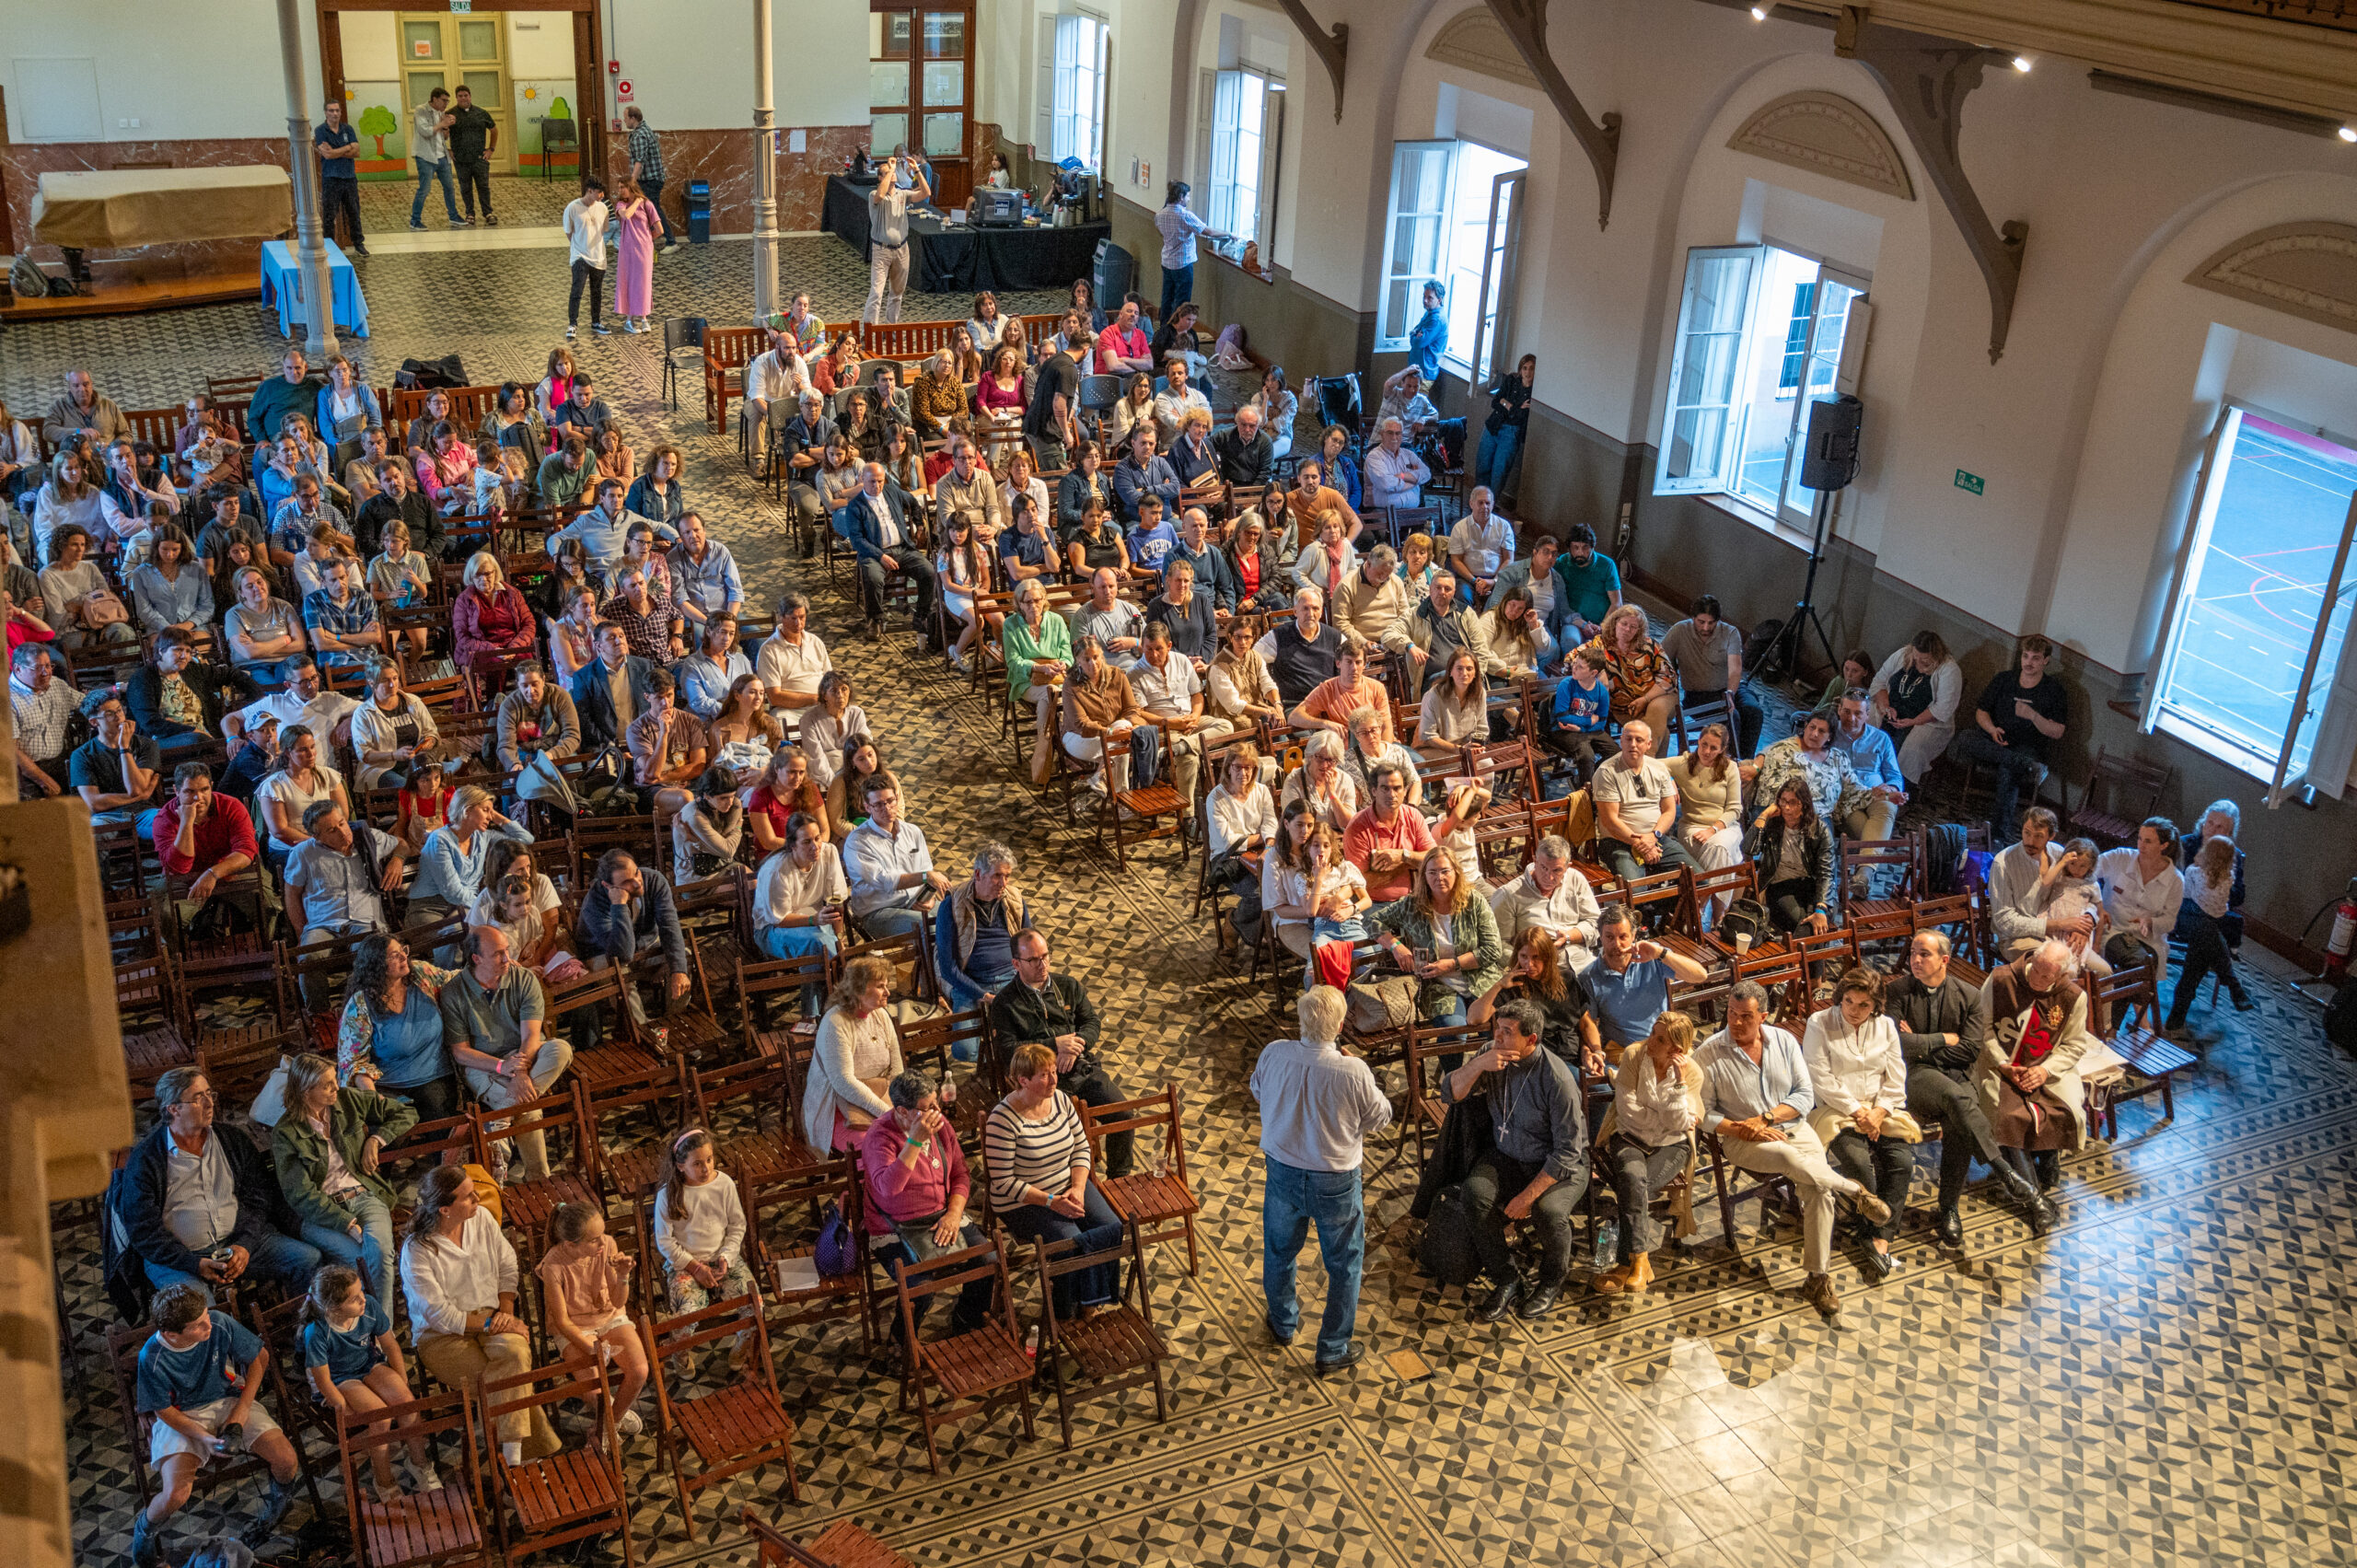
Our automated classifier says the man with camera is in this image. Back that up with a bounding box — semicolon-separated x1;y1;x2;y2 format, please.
865;152;930;326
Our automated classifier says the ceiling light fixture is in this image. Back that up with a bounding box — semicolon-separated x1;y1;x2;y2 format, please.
2012;55;2034;73
1750;6;1768;19
2340;124;2357;143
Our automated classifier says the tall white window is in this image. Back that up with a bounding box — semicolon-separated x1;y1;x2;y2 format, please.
1039;11;1108;169
2147;404;2357;803
1375;139;1527;382
1655;242;1867;530
1208;68;1273;251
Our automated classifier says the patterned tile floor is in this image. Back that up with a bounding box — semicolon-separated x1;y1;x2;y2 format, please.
16;243;2357;1568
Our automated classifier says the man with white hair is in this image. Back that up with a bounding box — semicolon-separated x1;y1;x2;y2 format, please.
1363;416;1431;510
1972;936;2093;1205
775;389;837;557
1252;985;1391;1374
1590;718;1697;883
1253;587;1346;708
1887;929;2049;1242
1488;834;1604;970
1213;402;1275;488
933;435;1004;537
1697;981;1890;1319
1333;543;1411;645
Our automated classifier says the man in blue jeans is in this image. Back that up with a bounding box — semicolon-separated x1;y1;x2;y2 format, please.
1252;986;1392;1375
408;87;466;230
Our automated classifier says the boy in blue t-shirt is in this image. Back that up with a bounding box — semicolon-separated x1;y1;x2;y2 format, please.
1128;494;1178;575
131;1283;301;1566
1550;646;1613;785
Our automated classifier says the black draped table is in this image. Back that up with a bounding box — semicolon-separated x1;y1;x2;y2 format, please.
822;176;1110;295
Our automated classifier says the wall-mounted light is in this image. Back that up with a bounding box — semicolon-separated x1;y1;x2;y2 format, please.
2340;124;2357;143
1750;6;1768;19
2012;55;2034;73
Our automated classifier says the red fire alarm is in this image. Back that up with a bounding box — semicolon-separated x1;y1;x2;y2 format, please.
608;60;621;74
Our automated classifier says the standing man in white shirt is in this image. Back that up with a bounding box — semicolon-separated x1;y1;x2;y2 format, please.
408;87;465;231
1252;986;1390;1375
865;153;928;325
842;772;951;939
1153;180;1227;328
563;177;611;340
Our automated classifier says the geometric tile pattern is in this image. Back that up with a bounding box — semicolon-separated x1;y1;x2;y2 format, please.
15;238;2357;1568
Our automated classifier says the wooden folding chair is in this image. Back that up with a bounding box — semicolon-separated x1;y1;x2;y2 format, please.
1838;831;1922;926
840;926;935;1006
470;1088;600;1264
691;1054;818;1208
898;1005;998;1135
643;1295;800;1539
251;1294;343;1481
1696;1131;1796;1267
1096;726;1190;868
742;1154;873;1351
546;965;668;1087
627;939;733;1064
740;1506;913;1568
580;1058;694;1204
1911;891;1988;978
118;950;193;1098
2087;960;2195;1139
339;1387;492;1568
478;1355;634;1568
106;1319;307;1513
734;950;833;1065
888;1237;1033;1475
1029;1225;1170;1449
378;1112;489;1226
2066;747;2171;849
1079;1086;1202;1277
1396;1017;1492;1174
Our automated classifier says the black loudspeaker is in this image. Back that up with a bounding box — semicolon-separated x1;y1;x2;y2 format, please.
1093;240;1133;312
1799;393;1863;491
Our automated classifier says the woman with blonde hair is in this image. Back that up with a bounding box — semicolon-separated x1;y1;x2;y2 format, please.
1586;601;1674;738
1595;1010;1703;1296
803;953;905;1152
257;723;352;868
450;552;535;688
1368;850;1505;1026
351;656;438;791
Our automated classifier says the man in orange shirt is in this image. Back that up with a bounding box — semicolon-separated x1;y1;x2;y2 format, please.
1289;634;1390;743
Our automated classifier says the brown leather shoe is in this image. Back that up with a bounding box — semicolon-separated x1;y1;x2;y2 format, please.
1802;1272;1841;1318
1593;1261;1639;1296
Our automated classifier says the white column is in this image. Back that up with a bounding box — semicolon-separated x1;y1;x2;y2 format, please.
750;0;780;324
276;0;339;359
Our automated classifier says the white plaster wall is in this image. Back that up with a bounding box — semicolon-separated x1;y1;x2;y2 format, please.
3;1;325;141
598;0;867;132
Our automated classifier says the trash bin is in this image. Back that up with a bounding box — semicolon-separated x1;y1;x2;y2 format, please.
687;180;713;245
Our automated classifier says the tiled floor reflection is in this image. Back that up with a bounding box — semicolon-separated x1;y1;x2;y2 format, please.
12;239;2355;1568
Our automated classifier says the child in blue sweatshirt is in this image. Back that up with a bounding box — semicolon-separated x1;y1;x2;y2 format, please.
1550;646;1612;785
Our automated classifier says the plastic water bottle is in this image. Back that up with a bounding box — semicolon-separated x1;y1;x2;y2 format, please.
1592;1219;1620;1272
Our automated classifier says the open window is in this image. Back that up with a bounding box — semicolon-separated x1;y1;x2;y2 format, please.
1655;242;1869;530
1204;66;1282;266
2145;403;2357;805
1036;10;1109;170
1375;139;1527;377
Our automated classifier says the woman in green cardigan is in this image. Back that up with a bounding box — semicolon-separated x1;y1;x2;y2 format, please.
1368;851;1505;1027
271;1051;418;1302
1004;575;1074;786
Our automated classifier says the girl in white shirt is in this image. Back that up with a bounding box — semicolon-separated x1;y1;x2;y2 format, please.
650;1129;755;1351
1800;969;1911;1275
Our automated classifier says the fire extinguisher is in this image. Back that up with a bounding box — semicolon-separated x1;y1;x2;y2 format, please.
2328;888;2357;982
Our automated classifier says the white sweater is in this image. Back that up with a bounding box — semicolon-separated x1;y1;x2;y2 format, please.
400;1208;519;1341
652;1173;747;1272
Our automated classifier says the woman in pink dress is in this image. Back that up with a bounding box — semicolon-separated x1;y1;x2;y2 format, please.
612;180;658;334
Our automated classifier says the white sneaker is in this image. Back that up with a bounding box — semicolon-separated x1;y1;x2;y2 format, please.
408;1458;443;1493
616;1409;643;1438
564;326;576;340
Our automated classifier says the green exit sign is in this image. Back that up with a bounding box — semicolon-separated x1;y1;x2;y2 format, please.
1955;469;1985;495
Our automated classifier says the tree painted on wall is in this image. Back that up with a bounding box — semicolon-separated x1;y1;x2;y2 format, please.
357;104;399;157
549;97;571;120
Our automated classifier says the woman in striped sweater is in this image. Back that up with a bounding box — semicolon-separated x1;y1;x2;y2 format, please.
983;1042;1124;1314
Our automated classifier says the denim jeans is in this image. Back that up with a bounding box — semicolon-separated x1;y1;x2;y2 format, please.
758;922;836;961
300;1191;396;1304
1159;262;1195;329
411;157;460;224
1261;1159;1364;1365
1956;728;2047;842
1473;423;1522;497
640;178;674;241
997;1184;1123;1316
859;904;928;942
145;1229;322;1308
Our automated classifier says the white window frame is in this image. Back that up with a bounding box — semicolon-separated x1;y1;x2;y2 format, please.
1037;10;1108;171
1375;140;1455;353
1207;66;1280;261
1467;168;1526;389
1651;242;1871;531
2143;400;2357;805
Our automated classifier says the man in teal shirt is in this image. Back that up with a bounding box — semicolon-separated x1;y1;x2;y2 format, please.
1553;521;1623;644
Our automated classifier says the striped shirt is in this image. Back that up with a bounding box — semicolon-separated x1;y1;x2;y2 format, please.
982;1090;1092;1211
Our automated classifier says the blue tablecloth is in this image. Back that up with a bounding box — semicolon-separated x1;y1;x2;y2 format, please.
259;238;368;338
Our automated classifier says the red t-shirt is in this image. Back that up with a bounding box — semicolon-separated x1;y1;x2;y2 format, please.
154;794;261;877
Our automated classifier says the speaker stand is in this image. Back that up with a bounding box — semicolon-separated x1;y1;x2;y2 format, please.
1764;485;1842;689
